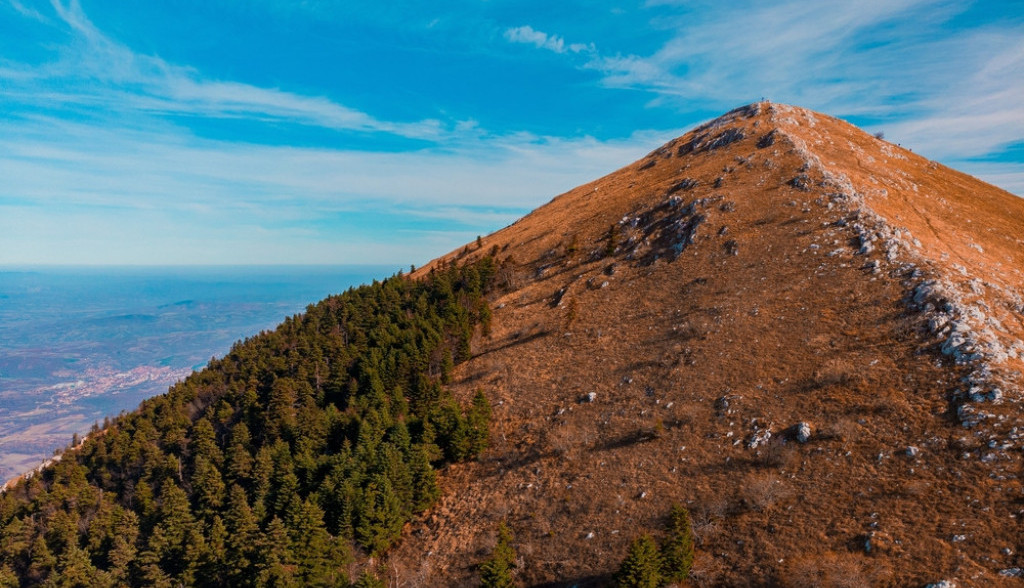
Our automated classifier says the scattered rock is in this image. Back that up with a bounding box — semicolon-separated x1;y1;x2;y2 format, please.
905;446;920;458
667;178;699;194
795;422;812;443
925;581;956;588
757;129;777;148
704;128;746;151
747;429;771;450
581;392;597;403
789;174;812;191
999;568;1024;578
864;530;900;555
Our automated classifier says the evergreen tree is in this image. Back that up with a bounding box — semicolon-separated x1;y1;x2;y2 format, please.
466;390;491;457
256;515;294;586
353;570;385;588
26;535;55;585
605;223;620;257
616;534;662;588
660;504;695;584
153;482;196;577
0;565;17;588
354;476;404;555
192;454;226;518
408;446;440;511
479;522;516;588
287;500;333;583
55;544;97;587
225;441;253;486
190;417;223;467
224;485;259;584
107;510;139;584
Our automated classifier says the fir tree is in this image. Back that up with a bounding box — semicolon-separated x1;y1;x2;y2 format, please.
616;534;662;588
660;504;694;584
353;570;385;588
408;446;440;511
479;522;516;588
354;475;405;555
224;484;259;584
605;223;619;257
466;390;491;457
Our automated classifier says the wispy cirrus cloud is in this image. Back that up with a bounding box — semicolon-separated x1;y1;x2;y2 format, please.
504;25;595;55
4;0;443;139
0;112;677;264
503;1;1023;192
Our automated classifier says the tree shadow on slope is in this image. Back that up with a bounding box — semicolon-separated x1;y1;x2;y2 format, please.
529;572;612;588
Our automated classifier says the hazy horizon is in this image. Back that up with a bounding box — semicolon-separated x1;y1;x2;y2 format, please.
0;264;395;483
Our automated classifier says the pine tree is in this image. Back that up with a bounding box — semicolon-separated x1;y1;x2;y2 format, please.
408;445;440;511
0;258;502;585
192;454;226;518
0;565;18;588
257;515;295;586
224;484;259;584
616;534;662;588
479;522;516;588
153;482;196;577
189;417;223;467
107;510;139;584
225;441;253;486
466;390;491;457
605;223;619;257
354;475;404;555
353;570;385;588
660;504;694;584
55;545;97;587
287;500;333;583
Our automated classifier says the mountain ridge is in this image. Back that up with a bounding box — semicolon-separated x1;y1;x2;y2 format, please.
396;101;1024;586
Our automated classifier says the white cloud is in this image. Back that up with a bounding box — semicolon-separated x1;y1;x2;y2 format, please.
0;113;680;264
8;0;48;21
2;0;442;139
505;1;1022;179
504;25;594;55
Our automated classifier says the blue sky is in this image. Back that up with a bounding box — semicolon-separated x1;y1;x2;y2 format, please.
1;0;1021;266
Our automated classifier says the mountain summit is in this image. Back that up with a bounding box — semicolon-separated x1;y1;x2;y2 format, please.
394;102;1024;585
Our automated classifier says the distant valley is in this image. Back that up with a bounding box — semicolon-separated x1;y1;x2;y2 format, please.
0;266;391;484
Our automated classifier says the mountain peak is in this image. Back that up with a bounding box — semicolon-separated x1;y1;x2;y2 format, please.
403;103;1024;585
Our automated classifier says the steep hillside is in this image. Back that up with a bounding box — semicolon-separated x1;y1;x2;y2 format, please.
0;263;498;586
2;102;1021;588
394;103;1024;586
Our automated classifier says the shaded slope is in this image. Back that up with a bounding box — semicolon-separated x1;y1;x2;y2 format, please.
394;103;1024;586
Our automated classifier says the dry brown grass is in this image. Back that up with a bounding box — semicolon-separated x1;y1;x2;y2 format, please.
781;552;889;588
388;102;1024;587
